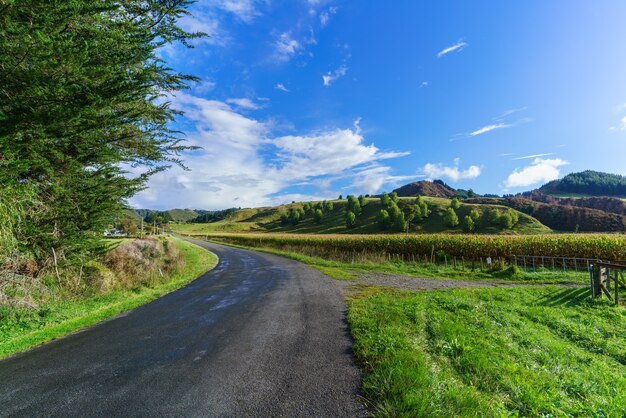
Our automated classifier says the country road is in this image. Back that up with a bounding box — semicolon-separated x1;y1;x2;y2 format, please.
0;238;366;417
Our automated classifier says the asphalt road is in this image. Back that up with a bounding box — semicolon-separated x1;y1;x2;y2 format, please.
0;238;366;417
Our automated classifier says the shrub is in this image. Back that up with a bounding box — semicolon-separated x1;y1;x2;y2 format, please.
444;208;459;227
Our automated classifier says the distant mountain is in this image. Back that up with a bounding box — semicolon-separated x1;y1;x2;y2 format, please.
538;170;626;197
393;180;458;198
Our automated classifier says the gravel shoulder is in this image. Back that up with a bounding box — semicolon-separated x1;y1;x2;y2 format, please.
337;272;585;294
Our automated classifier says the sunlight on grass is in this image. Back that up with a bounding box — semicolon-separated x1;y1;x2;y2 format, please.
349;286;626;416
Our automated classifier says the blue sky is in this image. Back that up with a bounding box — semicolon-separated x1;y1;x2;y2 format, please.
131;0;626;210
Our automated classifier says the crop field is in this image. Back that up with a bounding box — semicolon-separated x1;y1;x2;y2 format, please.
349;286;626;416
196;232;626;263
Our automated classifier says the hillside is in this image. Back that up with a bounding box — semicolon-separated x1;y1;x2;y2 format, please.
466;197;626;232
538;170;626;197
170;197;551;236
524;192;626;216
393;180;458;198
134;208;199;223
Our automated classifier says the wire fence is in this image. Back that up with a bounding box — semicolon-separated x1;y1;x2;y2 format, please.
512;255;602;272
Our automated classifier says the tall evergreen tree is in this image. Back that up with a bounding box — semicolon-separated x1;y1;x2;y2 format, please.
0;1;202;262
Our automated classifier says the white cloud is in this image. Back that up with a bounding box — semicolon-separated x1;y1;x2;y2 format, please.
130;94;408;209
495;107;528;121
226;98;260;110
275;83;290;92
609;104;626;131
351;166;418;195
503;158;569;189
214;0;261;22
178;12;226;46
320;7;337;27
510;153;554;160
274;32;301;62
437;40;468;58
322;65;348;87
419;81;429;88
192;80;216;94
469;123;511;137
422;159;481;182
452;108;531;141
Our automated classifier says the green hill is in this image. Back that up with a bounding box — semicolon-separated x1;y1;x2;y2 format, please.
167;209;200;223
170;197;551;236
134;208;199;223
539;170;626;197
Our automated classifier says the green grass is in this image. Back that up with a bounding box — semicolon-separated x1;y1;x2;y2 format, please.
349;286;626;417
0;237;217;359
170;197;551;236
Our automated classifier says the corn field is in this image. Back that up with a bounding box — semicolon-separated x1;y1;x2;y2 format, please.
199;233;626;263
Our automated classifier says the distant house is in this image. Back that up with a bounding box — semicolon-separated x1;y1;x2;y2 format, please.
103;228;128;238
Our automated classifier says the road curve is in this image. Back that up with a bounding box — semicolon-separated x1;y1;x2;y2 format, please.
0;238;366;417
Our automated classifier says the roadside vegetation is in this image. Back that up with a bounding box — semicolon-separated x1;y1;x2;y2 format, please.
0;237;216;359
349;286;626;416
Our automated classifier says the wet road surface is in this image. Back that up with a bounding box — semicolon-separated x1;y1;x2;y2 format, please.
0;238;366;417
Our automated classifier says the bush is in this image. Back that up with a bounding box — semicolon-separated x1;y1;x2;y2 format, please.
377;210;391;230
444;208;459;227
345;211;357;229
463;215;475;233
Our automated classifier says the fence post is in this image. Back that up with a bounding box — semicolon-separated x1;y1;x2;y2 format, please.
589;264;595;297
613;270;619;305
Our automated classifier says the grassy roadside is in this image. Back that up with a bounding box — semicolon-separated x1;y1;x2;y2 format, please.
349;286;626;416
0;237;217;360
199;237;588;284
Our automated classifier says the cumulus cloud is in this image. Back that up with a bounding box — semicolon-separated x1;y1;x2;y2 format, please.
323;65;348;87
130;93;408;209
437;40;468;58
422;159;481;182
275;83;290;92
503;158;569;189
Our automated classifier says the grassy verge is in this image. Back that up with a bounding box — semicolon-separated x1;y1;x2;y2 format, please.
0;237;217;359
349;286;626;416
202;238;588;284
